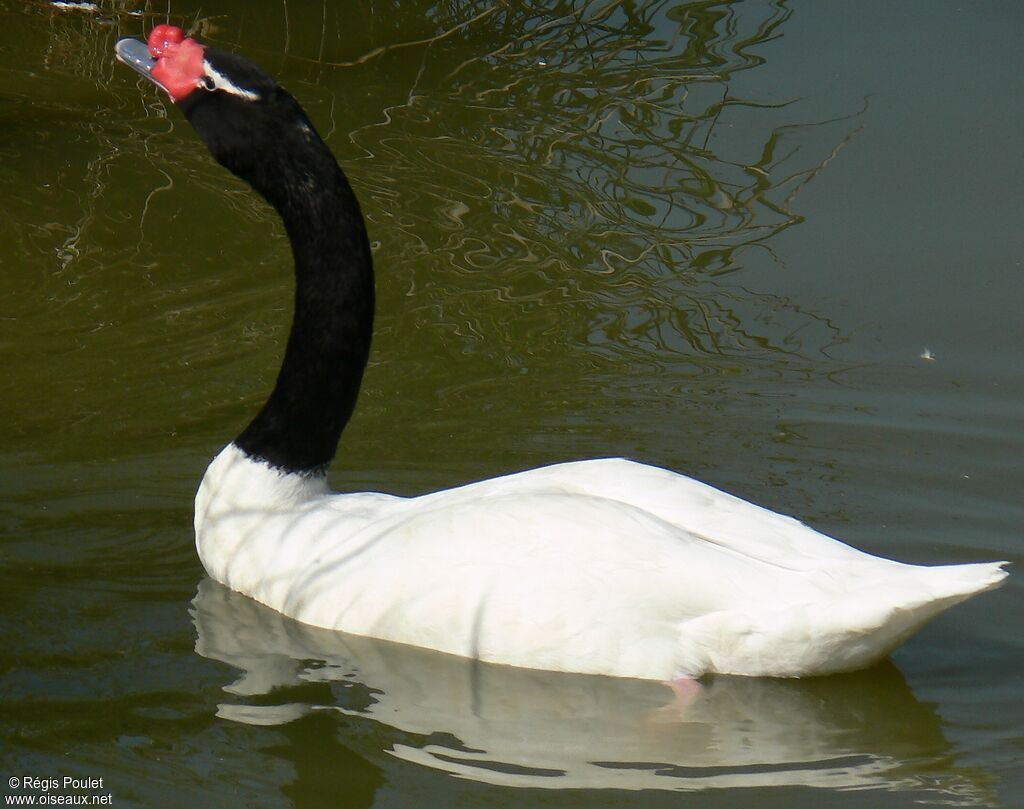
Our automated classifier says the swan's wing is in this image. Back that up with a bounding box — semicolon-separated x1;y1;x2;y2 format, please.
440;458;887;570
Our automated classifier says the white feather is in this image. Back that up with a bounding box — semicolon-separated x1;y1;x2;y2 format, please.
202;60;260;101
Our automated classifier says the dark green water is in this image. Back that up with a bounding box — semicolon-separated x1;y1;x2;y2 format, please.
2;1;1022;806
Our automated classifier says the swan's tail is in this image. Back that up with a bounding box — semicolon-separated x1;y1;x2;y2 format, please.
844;559;1009;664
680;561;1009;678
908;560;1009;606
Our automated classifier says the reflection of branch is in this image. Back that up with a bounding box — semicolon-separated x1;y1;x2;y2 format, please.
779;96;872;212
134;167;175;264
304;3;504;68
336;1;865;368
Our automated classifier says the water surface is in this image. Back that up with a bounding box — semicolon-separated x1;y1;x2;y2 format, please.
2;1;1022;807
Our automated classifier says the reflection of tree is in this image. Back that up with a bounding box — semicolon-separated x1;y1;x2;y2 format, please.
314;0;860;374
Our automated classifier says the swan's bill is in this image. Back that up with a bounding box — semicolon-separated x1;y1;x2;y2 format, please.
114;38;165;90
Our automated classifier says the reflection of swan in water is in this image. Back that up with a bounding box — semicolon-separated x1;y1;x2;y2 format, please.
192;580;993;800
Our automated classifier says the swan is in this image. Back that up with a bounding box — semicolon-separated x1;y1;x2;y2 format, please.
115;26;1007;680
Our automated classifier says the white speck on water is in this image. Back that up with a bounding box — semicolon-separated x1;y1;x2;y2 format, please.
920;348;936;361
51;1;99;11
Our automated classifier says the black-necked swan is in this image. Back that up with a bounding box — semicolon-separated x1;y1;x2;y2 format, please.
115;26;1007;681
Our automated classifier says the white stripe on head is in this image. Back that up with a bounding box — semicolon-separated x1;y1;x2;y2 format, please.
202;60;261;102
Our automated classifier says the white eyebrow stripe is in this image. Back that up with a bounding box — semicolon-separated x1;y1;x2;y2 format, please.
202;60;261;101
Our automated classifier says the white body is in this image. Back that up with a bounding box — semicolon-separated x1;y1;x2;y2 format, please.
195;443;1006;680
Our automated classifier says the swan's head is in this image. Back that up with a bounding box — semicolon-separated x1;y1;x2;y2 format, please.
115;26;321;184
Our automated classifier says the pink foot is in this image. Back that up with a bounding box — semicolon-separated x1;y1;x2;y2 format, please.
667;676;702;700
648;676;704;724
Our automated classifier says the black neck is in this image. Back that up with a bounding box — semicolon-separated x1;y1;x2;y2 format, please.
229;125;374;475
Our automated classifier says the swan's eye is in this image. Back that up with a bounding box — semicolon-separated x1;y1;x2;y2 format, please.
201;75;216;91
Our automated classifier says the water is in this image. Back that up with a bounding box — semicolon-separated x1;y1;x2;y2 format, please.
2;1;1021;806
